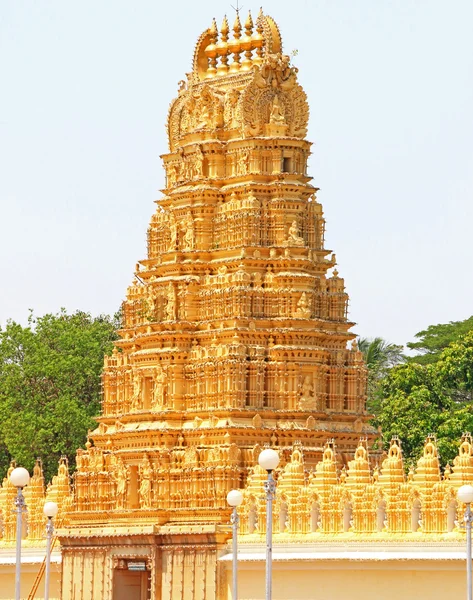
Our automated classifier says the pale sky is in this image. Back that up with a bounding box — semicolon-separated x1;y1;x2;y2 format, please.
1;0;472;348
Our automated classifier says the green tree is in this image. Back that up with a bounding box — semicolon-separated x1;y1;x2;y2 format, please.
374;332;473;467
408;315;473;365
357;337;404;413
435;330;473;402
0;310;119;481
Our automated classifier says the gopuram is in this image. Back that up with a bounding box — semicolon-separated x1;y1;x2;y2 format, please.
57;10;375;600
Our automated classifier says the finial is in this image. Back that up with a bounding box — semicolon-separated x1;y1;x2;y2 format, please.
240;11;254;71
233;12;242;32
253;7;265;66
205;18;218;78
245;11;253;30
221;15;229;36
229;12;242;72
216;16;230;75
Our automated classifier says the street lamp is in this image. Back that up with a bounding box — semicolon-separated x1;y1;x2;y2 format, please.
458;485;473;600
10;466;30;600
227;489;243;600
43;501;59;600
258;448;280;600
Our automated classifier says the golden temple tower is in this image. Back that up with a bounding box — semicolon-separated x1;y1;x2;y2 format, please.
59;11;375;600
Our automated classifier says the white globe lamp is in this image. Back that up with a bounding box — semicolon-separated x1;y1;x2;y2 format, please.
458;485;473;505
227;489;243;507
258;448;280;471
10;467;30;489
43;502;59;519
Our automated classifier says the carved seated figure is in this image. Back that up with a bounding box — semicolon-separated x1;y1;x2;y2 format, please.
287;221;304;246
299;375;317;410
269;95;286;124
295;292;311;319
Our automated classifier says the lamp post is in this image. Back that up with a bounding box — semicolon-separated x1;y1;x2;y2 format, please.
10;466;30;600
43;501;59;600
458;485;473;600
258;448;280;600
227;489;243;600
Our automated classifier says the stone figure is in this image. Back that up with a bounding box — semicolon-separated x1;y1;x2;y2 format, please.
238;150;250;175
152;366;167;409
270;95;286;124
169;218;178;250
295;292;311;318
300;376;313;401
194;146;204;178
224;89;240;127
299;374;317;410
167;163;178;186
287;220;304;246
139;457;152;509
131;372;142;410
165;284;176;320
182;213;195;250
114;458;128;509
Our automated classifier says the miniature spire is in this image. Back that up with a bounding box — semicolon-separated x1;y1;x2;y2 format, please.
240;11;254;71
228;12;242;72
204;18;218;78
253;8;265;66
216;16;230;75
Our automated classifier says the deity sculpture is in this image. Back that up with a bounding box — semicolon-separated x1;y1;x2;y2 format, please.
165;284;176;320
287;220;304;246
295;292;311;319
139;456;152;509
169;217;178;250
299;374;317;409
152;366;167;410
269;95;286;124
182;212;195;251
224;89;240;128
114;457;128;509
238;150;250;175
167;163;178;186
194;146;204;179
131;372;142;410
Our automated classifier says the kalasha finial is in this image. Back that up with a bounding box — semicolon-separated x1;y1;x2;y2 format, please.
229;12;242;73
216;15;230;75
245;10;253;31
241;11;254;71
205;18;219;78
253;8;265;66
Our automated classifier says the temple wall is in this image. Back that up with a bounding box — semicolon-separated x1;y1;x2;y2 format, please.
225;556;466;600
0;560;61;600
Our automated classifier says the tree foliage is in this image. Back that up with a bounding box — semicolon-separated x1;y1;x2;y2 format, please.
357;337;404;413
374;331;473;467
0;310;119;481
407;315;473;364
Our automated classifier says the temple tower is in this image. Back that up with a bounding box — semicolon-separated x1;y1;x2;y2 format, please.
59;11;375;600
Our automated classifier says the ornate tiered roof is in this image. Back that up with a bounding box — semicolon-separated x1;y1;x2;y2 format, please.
59;10;376;527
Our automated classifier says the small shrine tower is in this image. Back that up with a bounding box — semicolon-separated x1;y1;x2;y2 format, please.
59;11;375;600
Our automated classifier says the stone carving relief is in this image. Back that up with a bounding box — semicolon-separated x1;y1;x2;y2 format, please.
152;365;168;410
240;53;309;138
224;89;241;128
131;371;143;411
168;84;224;150
181;212;195;251
139;455;152;509
167;53;308;150
299;375;317;410
286;220;304;246
295;292;311;319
